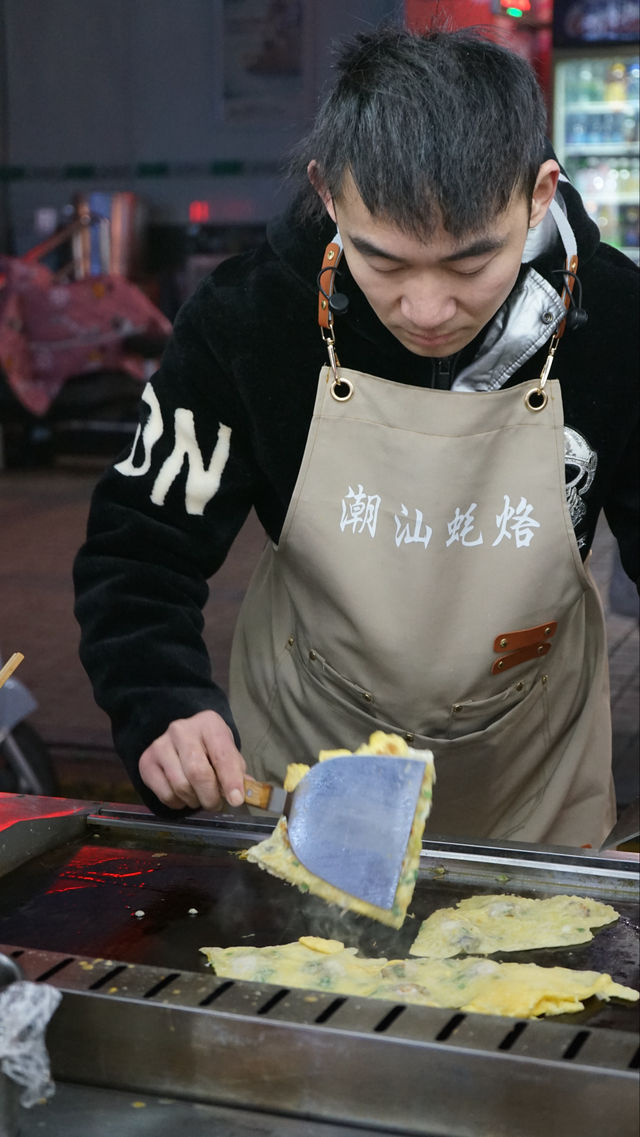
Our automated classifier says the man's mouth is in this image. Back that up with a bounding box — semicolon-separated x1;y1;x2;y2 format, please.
405;329;455;347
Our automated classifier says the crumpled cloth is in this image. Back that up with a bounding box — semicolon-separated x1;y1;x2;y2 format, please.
0;255;171;416
0;981;62;1106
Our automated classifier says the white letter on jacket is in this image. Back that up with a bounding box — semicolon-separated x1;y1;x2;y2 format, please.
115;384;232;516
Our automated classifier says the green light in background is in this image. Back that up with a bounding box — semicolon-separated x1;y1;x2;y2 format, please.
505;6;524;13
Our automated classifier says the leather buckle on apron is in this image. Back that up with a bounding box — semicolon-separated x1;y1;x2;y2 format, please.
492;620;557;674
317;241;342;331
318;240;354;402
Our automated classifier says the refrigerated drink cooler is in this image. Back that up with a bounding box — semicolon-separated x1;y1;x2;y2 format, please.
554;49;640;264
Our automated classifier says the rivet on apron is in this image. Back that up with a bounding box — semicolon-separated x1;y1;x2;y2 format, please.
362;691;373;703
499;637;508;648
544;625;552;636
541;674;548;684
515;682;524;692
496;659;505;671
404;732;415;743
536;644;545;655
287;635;295;647
452;704;462;712
309;649;317;661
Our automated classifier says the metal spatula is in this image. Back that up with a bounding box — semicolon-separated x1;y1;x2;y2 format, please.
598;798;640;852
243;754;429;910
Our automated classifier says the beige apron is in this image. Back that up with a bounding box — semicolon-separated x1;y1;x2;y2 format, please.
229;365;615;847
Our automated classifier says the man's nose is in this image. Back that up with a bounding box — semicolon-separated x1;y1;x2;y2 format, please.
400;279;456;329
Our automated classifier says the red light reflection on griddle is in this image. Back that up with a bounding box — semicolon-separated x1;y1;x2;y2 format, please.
44;845;163;896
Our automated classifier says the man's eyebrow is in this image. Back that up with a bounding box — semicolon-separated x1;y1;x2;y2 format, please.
349;233;508;264
350;236;405;262
441;235;507;262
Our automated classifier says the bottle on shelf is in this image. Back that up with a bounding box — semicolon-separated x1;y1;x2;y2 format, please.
617;159;632;195
574;157;598;196
590;60;608;102
587;159;608;195
578;62;596;102
619;205;639;248
605;62;627;102
566;112;588;145
622;110;638;144
594;204;620;247
586;113;604;144
626;60;640;102
564;62;582;105
604;158;619;194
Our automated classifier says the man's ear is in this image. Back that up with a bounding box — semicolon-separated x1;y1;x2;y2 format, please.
307;160;337;224
529;159;560;228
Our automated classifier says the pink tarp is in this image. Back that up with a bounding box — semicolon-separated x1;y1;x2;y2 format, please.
0;256;171;417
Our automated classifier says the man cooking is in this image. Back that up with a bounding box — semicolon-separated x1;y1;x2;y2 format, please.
73;26;638;848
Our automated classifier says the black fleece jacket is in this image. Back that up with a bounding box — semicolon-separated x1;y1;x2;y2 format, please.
73;181;639;815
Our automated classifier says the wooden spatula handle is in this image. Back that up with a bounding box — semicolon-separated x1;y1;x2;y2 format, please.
0;652;24;689
243;775;273;809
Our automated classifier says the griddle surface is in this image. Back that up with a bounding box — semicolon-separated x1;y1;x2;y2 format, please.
0;821;637;1032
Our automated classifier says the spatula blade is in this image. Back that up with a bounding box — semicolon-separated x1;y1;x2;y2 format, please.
286;753;427;909
598;798;639;851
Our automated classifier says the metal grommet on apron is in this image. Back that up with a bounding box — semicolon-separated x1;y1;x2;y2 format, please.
229;244;615;848
331;377;354;402
524;388;548;412
524;335;556;413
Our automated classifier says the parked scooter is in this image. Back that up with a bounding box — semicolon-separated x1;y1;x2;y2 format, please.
0;654;57;795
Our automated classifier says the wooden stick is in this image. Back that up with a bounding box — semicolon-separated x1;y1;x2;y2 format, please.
0;652;24;689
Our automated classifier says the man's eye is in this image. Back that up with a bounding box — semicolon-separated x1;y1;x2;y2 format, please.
452;263;489;277
369;260;401;273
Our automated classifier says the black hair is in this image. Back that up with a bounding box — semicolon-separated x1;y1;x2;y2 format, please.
290;25;548;239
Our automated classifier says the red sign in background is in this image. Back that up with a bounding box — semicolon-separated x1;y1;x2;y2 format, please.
404;0;553;115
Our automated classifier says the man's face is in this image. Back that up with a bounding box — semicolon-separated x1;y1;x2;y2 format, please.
324;172;540;358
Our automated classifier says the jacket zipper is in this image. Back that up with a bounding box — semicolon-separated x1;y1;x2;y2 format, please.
430;354;458;389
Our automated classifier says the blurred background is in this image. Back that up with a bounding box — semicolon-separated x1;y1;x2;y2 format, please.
0;0;637;812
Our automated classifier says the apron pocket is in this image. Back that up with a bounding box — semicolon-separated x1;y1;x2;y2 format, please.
300;643;380;711
285;640;414;747
424;677;553;839
446;672;541;740
237;635;408;783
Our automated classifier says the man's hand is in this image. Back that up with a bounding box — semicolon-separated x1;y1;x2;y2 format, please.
138;710;246;811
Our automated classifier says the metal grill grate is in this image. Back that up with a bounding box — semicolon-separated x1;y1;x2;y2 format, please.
4;942;638;1137
4;943;638;1069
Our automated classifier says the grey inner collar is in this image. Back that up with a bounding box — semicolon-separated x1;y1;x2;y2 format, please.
452;192;572;393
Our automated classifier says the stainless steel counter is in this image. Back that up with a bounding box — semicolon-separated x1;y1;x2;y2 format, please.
1;793;638;1137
